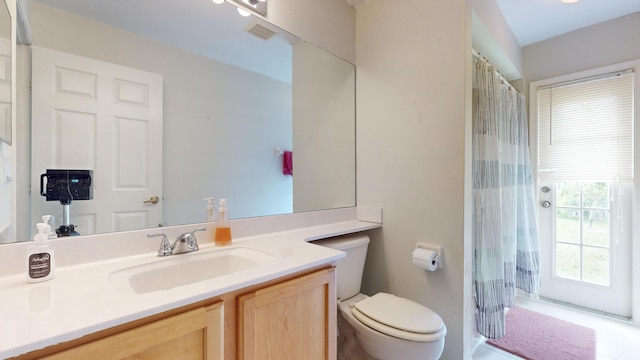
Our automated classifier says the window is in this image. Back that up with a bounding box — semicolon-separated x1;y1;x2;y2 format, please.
555;181;610;285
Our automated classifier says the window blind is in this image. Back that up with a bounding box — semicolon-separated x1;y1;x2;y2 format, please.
538;70;634;182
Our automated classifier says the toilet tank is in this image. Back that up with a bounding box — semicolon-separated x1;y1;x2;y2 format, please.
313;234;370;300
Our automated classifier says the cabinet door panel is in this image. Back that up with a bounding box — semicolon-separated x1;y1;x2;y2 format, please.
41;302;223;360
121;330;204;360
238;268;336;360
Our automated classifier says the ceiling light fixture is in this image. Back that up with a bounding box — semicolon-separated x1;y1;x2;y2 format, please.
211;0;267;17
233;0;268;17
237;7;252;17
561;0;579;3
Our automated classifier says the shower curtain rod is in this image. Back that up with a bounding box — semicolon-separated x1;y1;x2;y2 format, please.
472;50;520;94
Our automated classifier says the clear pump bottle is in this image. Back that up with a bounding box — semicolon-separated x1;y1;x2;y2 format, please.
214;199;232;246
27;223;56;283
42;215;57;239
203;197;216;222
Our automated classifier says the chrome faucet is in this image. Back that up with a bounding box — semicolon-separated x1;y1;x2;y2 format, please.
148;228;206;256
171;228;206;255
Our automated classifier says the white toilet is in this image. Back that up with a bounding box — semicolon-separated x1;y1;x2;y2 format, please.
314;234;446;360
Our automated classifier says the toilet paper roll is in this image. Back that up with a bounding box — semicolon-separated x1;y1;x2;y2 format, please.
412;248;438;271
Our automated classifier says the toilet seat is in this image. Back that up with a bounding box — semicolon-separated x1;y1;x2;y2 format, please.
350;293;445;342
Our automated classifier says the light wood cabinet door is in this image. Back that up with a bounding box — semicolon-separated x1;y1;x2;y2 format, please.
41;302;222;360
237;268;337;360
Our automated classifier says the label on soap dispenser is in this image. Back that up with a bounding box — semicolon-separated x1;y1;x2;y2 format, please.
28;253;51;279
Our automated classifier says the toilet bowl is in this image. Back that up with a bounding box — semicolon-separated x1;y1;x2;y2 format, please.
313;235;446;360
339;293;446;360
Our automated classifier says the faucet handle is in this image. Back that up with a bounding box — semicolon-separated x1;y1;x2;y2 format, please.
173;228;206;254
189;228;207;249
148;233;172;257
190;227;207;238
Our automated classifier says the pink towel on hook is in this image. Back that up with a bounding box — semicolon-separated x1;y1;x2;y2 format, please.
283;151;293;175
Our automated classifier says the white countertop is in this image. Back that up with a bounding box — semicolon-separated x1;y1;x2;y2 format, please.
0;215;380;359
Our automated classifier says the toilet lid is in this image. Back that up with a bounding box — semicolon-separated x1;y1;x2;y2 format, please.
352;293;444;335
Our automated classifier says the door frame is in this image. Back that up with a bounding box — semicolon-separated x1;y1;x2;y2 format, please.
529;59;640;325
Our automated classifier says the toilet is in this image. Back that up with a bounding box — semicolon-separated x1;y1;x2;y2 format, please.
314;235;446;360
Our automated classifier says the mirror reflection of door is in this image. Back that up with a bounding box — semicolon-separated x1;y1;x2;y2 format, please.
534;68;634;317
0;1;10;145
0;1;11;244
0;38;9;143
31;46;163;236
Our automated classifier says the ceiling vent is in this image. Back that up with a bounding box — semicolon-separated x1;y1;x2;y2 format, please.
244;22;277;40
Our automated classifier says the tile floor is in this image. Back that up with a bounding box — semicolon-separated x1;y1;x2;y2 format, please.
472;296;640;360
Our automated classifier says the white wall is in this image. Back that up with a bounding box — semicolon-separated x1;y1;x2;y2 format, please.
356;0;471;358
523;12;640;82
20;3;293;237
471;0;522;80
268;0;355;64
292;41;356;212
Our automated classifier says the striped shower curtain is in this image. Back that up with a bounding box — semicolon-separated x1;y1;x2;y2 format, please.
472;56;541;339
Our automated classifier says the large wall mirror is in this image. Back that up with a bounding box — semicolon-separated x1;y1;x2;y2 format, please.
10;0;355;242
0;0;9;145
0;0;12;245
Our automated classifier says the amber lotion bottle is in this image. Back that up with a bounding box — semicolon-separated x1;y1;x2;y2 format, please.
215;199;232;246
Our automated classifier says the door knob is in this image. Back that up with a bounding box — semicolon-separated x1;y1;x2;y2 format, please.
144;196;160;204
541;200;551;208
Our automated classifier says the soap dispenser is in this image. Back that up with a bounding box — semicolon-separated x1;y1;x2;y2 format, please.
203;197;216;222
214;198;232;246
42;215;57;239
27;223;56;283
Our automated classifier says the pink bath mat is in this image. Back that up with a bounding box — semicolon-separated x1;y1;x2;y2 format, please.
486;306;596;360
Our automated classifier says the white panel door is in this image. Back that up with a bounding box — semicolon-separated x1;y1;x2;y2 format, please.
0;37;10;143
0;37;11;243
31;46;163;236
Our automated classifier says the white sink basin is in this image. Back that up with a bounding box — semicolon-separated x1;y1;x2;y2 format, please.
109;246;276;294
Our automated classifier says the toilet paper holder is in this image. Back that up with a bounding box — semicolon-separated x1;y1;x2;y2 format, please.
413;242;444;269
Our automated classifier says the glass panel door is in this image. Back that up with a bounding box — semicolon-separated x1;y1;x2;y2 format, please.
538;181;631;317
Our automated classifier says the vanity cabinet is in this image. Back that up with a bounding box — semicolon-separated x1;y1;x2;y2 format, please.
12;267;335;360
237;267;336;360
40;302;222;360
